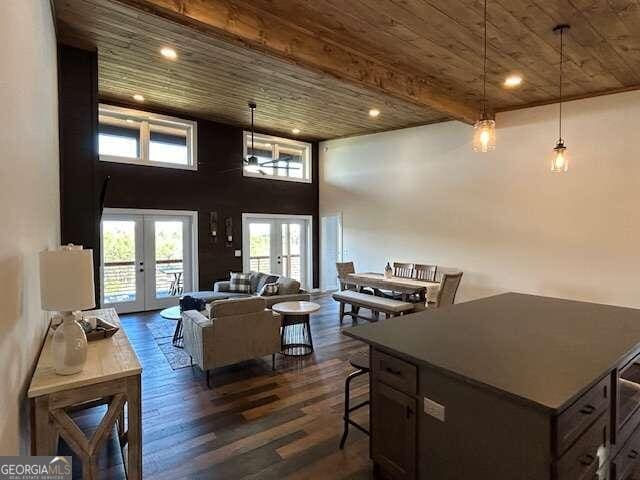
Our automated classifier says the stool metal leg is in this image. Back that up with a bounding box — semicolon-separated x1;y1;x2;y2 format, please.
339;368;370;449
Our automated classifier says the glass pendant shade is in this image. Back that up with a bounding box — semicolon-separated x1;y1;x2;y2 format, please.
551;141;568;172
473;118;496;153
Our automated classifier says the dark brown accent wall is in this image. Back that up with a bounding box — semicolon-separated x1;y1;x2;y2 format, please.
58;45;101;301
58;45;319;304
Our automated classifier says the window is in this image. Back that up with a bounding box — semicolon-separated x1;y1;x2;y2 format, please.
243;132;311;183
98;104;197;170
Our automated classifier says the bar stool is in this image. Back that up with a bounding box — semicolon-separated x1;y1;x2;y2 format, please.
339;350;370;449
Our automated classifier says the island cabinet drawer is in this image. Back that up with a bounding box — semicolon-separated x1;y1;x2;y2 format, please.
554;411;609;480
613;423;640;480
372;349;417;395
555;375;611;457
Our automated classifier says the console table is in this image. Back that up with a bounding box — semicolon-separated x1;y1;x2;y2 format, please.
345;293;640;480
28;308;142;480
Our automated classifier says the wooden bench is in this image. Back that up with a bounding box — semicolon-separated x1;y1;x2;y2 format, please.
332;290;415;323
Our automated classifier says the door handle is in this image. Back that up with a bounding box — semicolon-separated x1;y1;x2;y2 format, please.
139;268;144;272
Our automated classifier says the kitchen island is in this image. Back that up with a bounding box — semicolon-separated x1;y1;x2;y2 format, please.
344;292;640;480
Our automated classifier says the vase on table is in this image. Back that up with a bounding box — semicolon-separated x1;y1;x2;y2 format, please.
384;262;392;279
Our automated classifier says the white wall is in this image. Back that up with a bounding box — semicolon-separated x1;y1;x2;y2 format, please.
320;90;640;308
0;1;60;454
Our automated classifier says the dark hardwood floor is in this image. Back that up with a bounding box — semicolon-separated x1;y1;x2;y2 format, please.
63;295;373;479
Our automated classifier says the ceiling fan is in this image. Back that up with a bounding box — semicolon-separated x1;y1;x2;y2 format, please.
216;102;301;175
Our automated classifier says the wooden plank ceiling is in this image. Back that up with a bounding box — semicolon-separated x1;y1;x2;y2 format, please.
54;0;640;140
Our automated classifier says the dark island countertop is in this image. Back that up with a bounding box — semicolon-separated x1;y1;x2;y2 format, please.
344;292;640;412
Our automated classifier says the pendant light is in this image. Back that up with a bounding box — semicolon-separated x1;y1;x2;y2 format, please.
245;101;263;174
473;0;496;153
551;24;570;172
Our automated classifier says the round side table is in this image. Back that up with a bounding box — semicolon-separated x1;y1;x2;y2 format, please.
160;306;183;348
272;301;320;356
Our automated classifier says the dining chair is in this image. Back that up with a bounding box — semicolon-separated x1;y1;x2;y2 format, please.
414;264;437;282
335;262;373;317
434;266;457;283
336;261;356;291
393;262;414;279
434;272;463;308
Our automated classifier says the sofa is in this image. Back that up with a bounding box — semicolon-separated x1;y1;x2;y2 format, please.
182;297;281;388
183;271;310;308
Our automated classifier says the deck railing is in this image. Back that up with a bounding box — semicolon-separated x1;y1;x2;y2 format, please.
103;259;183;304
249;255;300;282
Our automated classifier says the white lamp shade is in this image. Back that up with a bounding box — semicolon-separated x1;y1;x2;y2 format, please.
40;246;96;311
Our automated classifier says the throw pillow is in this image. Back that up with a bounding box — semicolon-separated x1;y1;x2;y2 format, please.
277;277;301;295
259;282;279;296
229;272;252;293
256;274;278;293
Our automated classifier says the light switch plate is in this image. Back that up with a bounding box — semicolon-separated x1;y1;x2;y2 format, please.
234;250;242;257
424;397;445;422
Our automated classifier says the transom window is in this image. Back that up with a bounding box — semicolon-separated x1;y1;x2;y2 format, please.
98;104;197;170
243;132;312;183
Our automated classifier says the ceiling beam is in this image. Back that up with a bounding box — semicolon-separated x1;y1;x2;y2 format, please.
114;0;478;125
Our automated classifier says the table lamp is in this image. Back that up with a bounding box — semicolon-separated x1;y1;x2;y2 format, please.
40;245;96;375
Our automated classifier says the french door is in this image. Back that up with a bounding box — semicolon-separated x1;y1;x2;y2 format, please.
243;215;311;289
101;210;196;313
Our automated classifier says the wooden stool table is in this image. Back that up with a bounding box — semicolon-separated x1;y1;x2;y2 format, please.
272;301;320;356
28;308;142;480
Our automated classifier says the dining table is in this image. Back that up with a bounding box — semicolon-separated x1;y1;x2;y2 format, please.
345;272;440;303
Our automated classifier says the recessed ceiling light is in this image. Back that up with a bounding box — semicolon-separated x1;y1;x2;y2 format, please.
126;119;134;123
504;74;523;88
160;47;177;60
369;108;380;117
132;94;145;102
292;128;300;134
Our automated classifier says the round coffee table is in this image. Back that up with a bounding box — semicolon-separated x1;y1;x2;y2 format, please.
160;306;183;347
272;301;320;356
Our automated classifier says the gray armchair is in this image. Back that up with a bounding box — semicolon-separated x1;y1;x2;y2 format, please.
182;297;281;388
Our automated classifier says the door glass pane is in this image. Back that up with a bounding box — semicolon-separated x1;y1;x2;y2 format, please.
249;223;271;273
155;221;184;298
281;223;289;277
289;224;301;282
102;220;136;303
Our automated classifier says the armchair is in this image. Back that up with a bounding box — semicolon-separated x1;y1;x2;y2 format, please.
182;297;281;388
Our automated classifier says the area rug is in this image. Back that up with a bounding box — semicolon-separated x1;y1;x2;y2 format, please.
147;315;192;370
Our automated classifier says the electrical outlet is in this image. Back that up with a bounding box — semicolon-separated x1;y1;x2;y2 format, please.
234;250;242;257
423;396;445;422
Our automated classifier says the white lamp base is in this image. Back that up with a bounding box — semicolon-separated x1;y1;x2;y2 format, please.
52;312;88;375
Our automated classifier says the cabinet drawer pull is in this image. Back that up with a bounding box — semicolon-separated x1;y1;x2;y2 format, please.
629;449;639;460
406;405;414;419
578;453;596;466
579;404;596;415
385;367;403;376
